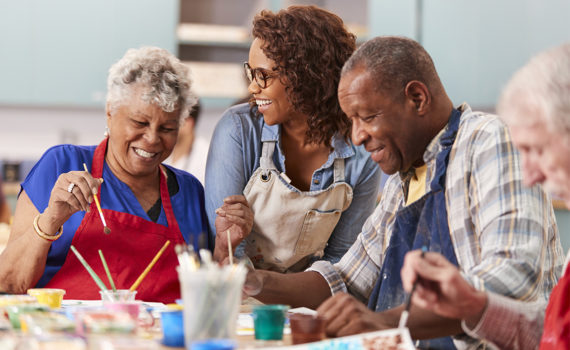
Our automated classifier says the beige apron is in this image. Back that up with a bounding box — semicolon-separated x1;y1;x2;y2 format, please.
243;141;353;272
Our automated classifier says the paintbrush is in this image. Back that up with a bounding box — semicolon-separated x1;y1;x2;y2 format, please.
227;229;233;265
83;163;111;234
175;243;199;271
129;240;171;291
99;249;117;292
70;245;108;291
398;246;427;329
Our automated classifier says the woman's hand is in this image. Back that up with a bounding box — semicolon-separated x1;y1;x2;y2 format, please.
42;170;103;231
220;255;263;298
0;169;102;293
213;195;253;262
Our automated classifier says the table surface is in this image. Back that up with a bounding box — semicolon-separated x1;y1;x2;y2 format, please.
157;335;292;349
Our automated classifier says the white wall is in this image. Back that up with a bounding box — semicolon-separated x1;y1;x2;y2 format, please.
0;105;226;172
0;107;105;161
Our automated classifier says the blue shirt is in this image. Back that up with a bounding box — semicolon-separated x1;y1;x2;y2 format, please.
205;103;381;263
22;144;209;286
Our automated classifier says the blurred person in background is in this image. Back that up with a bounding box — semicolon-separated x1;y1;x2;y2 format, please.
165;100;208;185
401;43;570;350
206;5;381;272
0;177;11;224
0;47;209;303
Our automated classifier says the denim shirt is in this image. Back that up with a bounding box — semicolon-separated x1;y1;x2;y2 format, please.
205;103;381;263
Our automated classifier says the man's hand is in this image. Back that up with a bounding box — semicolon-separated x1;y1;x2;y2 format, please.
316;293;391;337
401;250;488;327
213;195;253;262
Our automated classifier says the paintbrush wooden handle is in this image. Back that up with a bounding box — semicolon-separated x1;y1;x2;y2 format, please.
129;240;171;291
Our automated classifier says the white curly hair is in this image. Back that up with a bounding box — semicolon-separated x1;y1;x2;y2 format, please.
106;46;198;122
498;43;570;136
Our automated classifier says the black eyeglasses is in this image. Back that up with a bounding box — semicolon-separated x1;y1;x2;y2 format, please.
244;62;276;89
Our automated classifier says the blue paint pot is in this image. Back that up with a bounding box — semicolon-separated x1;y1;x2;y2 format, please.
161;310;184;347
191;339;236;350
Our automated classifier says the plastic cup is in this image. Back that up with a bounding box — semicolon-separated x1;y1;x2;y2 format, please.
252;304;289;340
27;288;66;308
178;265;247;344
103;302;140;321
99;289;136;302
161;310;184;347
289;313;326;344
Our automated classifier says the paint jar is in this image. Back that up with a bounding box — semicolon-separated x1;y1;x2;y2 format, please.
99;289;137;302
161;310;184;347
252;304;289;340
289;313;326;344
27;288;66;308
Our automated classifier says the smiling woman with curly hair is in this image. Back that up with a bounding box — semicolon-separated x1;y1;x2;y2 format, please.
205;5;381;273
251;5;355;146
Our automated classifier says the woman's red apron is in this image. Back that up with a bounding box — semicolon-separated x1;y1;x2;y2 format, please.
45;139;184;303
540;266;570;349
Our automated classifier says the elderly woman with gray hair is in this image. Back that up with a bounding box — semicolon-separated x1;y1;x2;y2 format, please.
0;47;208;303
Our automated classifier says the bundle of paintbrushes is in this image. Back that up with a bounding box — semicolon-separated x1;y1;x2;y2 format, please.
175;243;200;273
175;244;247;342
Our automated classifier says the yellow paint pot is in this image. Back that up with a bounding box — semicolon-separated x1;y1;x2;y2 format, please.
27;288;66;308
165;303;183;310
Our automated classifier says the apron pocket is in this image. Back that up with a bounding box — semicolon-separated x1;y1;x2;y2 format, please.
295;209;342;258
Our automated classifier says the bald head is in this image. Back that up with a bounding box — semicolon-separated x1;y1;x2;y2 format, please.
341;36;445;101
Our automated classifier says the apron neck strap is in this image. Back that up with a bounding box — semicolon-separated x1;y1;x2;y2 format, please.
430;108;462;192
333;158;345;183
90;138;180;232
260;141;278;174
92;138;108;178
158;166;179;231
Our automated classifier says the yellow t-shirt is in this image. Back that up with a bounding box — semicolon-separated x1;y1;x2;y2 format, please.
406;164;428;206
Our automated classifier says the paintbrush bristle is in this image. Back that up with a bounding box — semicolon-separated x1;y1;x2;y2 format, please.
104;226;111;234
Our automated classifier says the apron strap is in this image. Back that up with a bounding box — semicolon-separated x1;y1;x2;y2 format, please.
260;141;278;176
333;158;345;183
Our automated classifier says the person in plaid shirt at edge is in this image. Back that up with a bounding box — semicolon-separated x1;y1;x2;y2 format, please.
240;36;564;349
402;43;570;349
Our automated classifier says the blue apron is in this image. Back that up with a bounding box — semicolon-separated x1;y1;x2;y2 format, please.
367;109;461;349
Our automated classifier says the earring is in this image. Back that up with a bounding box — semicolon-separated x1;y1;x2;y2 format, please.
104;126;110;138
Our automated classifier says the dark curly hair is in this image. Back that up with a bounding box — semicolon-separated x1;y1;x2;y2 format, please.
252;5;356;147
